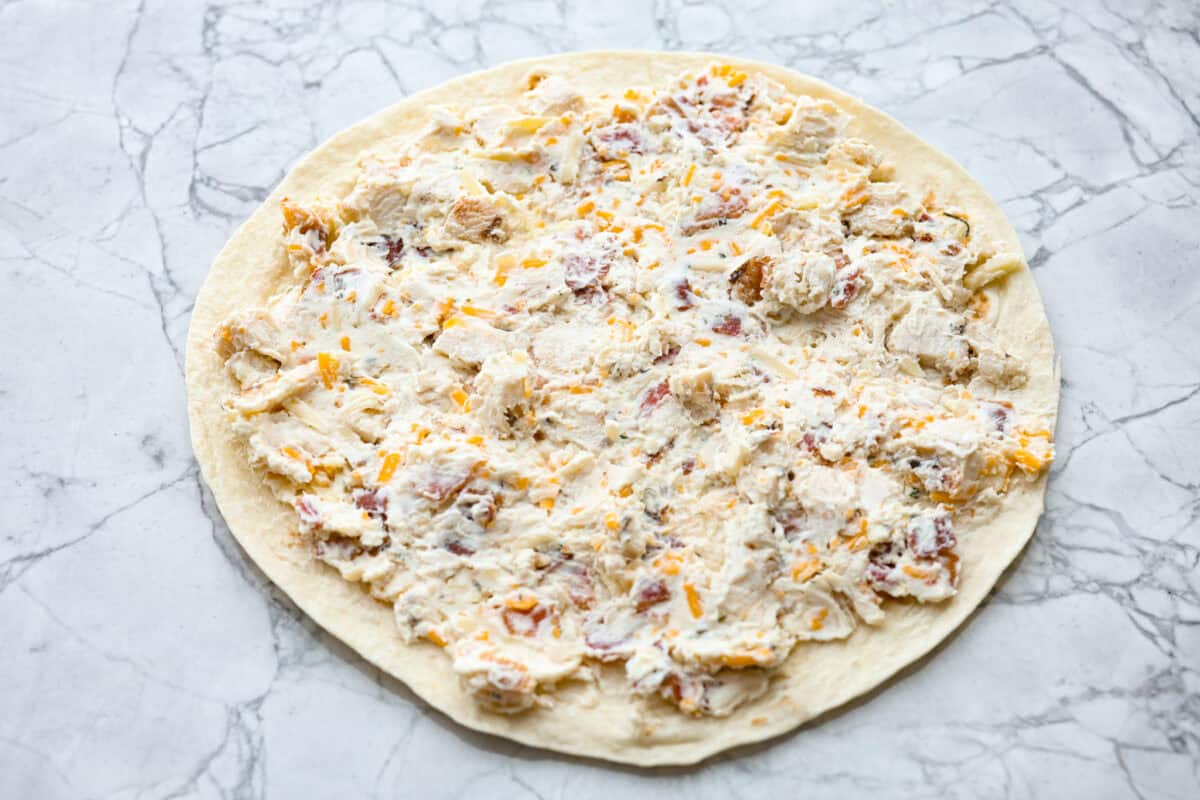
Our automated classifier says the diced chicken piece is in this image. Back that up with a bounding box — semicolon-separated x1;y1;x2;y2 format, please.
532;320;598;374
728;256;767;305
845;182;920;238
775;578;857;642
824;137;890;180
887;297;971;377
776;96;844;155
777;207;845;253
787;464;858;537
313;534;393;583
433;316;511;367
457;652;538;713
462;104;521;151
600;316;684;378
245;431;314;484
339;388;390;444
763;251;836;314
519;72;583;115
497;258;571;312
631;660;769;717
224;349;281;387
970;331;1028;388
669;366;720;422
279;200;340;271
421;106;470;143
217;309;287;363
342;162;418;231
229;361;320;415
443;196;509;244
473;351;533;430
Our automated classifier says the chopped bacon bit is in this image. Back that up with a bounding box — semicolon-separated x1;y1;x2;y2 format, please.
866;543;898;587
656;79;751;152
371;234;404;267
456;489;498;528
682;189;749;235
353;488;387;518
829;264;863;309
634;579;671;612
419;469;473;504
681;457;696;475
313;534;385;561
640;380;671;415
983;401;1013;432
653;344;681;365
445;540;475;556
562;250;611;292
590;123;647;158
549;558;594;608
672;278;697;310
907;515;957;557
812;387;835;397
711;313;742;336
584;620;632;657
644;442;673;469
295;495;321;526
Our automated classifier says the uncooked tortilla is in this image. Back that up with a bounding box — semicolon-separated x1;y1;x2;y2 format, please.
186;51;1058;766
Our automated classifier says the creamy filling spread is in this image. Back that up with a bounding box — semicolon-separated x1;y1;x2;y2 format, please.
215;64;1054;716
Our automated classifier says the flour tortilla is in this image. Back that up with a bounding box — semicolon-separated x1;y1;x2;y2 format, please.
186;51;1058;766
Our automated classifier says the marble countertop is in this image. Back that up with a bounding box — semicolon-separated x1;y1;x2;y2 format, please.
4;0;1197;797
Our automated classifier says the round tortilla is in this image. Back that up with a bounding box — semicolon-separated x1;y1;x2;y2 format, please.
186;51;1058;766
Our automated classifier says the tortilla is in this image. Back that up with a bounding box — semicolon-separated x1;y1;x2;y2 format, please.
186;51;1057;766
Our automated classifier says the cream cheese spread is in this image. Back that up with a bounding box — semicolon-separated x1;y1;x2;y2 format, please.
215;64;1054;717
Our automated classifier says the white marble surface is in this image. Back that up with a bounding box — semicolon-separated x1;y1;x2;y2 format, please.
3;0;1198;796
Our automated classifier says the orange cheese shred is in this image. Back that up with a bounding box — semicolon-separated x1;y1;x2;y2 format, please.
317;353;339;388
377;452;401;483
683;583;703;618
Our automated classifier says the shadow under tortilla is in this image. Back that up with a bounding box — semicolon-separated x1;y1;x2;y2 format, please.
201;470;1042;775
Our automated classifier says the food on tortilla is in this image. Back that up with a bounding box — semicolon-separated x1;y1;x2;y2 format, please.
187;53;1057;765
